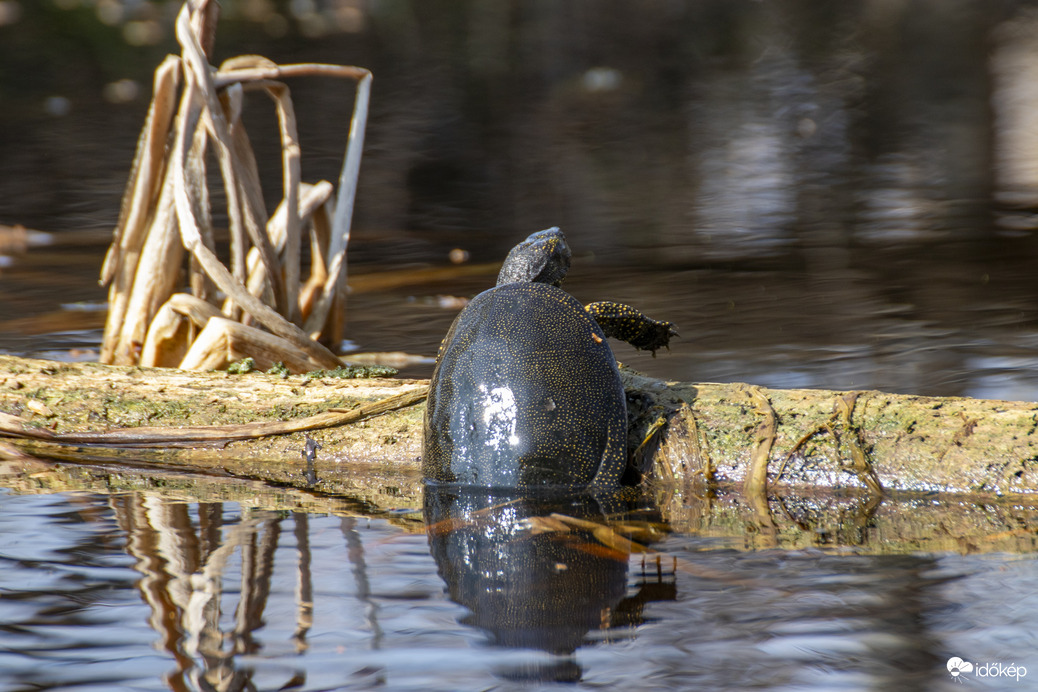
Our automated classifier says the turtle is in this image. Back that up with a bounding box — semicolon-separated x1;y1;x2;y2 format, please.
422;227;676;491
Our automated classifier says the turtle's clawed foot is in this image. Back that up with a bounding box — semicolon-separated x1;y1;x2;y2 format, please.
641;319;678;357
585;301;678;356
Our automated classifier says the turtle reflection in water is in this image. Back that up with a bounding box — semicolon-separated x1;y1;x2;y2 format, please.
423;227;676;490
424;488;675;682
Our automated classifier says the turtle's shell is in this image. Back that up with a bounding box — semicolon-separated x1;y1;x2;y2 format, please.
423;282;627;490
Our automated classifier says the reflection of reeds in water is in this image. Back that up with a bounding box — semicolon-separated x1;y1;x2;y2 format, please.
292;512;313;653
109;493;325;689
342;516;385;648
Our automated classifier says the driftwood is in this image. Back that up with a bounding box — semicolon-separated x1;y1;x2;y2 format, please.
0;354;426;467
3;354;1038;501
2;352;1038;555
3;354;1038;554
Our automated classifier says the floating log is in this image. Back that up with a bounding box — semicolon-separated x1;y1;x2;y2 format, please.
2;354;1038;502
631;370;1038;497
4;353;1038;552
0;355;425;483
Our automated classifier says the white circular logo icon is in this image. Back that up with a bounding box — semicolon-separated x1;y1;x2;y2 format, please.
947;657;974;679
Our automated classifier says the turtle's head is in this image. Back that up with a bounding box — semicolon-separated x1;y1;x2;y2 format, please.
496;227;572;287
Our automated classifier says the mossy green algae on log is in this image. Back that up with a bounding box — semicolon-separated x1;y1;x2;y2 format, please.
2;355;1038;497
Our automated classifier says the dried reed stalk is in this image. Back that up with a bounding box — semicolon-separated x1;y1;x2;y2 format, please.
140;293;222;367
100;55;182;364
100;0;373;373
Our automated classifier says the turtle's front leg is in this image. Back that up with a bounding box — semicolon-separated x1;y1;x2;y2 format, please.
585;301;678;356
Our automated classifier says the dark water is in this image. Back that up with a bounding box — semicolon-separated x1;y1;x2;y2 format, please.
1;485;1036;691
4;1;1038;396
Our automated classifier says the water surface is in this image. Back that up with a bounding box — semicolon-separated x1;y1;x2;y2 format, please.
0;484;1035;691
4;1;1038;399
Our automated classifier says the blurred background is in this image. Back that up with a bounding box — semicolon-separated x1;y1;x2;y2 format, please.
3;0;1038;398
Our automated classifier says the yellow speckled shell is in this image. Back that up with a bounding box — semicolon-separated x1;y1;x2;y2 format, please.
423;283;627;490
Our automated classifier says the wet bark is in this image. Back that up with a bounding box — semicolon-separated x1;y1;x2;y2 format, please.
2;354;1038;502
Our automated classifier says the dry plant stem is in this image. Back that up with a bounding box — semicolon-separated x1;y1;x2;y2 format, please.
102;5;373;371
0;386;428;447
247;182;333;313
140;293;224;367
178;317;327;372
100;56;182;364
211;62;372;341
836;392;883;494
176;7;251;300
219;62;288;314
774;414;837;482
186;114;215;262
114;174;184;364
171;146;342;367
187;0;218;57
223;82;285;312
301;202;333;323
743;385;778;500
212;64;373;88
771;392;883;495
101;54;182;287
326;70;371;343
171;7;341;370
199;113;247;310
264;81;302;326
310;200;332;277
